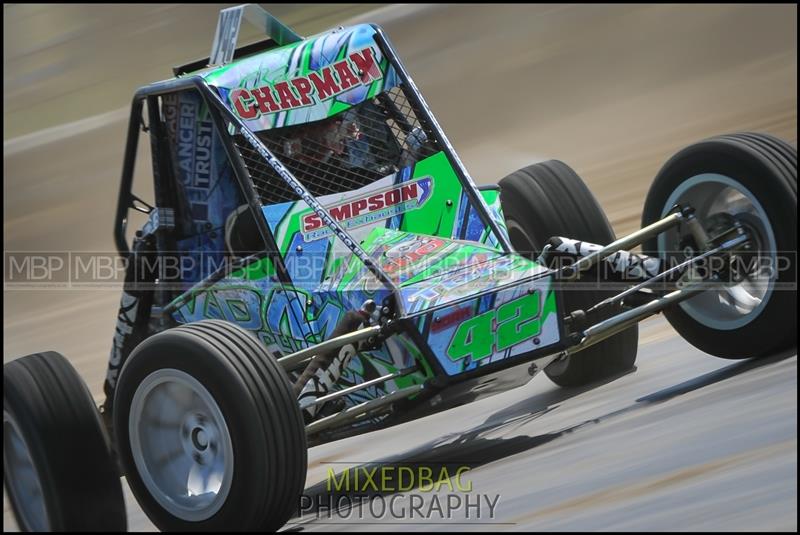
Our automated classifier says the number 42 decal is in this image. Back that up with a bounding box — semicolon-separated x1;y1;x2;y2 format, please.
446;290;542;362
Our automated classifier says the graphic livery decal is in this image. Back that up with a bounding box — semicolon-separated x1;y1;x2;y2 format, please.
162;89;243;288
261;151;508;290
301;176;433;241
202;24;398;131
229;47;383;120
446;290;543;362
424;278;560;376
170;280;431;413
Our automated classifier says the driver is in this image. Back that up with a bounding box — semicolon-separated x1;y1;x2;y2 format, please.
281;114;362;165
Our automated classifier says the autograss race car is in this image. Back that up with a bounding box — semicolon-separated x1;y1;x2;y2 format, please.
4;5;797;532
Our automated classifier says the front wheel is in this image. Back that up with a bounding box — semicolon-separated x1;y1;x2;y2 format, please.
642;132;797;358
113;320;307;531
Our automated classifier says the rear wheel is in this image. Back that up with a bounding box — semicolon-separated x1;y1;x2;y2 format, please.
113;320;307;531
499;160;638;387
3;351;126;531
641;132;796;358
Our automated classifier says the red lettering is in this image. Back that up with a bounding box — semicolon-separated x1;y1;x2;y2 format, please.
303;214;323;232
384;189;400;206
274;81;301;110
251;86;280;114
416;238;445;256
291;77;314;106
308;66;341;100
367;194;385;211
349;48;382;83
400;183;418;202
329;204;352;221
333;59;360;91
304;180;430;235
231;88;257;120
384;256;409;274
351;199;368;216
431;307;472;333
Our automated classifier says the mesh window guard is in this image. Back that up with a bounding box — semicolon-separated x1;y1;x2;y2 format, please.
231;85;441;205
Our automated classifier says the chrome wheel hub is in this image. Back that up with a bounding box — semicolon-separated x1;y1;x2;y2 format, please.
128;369;234;521
659;173;777;330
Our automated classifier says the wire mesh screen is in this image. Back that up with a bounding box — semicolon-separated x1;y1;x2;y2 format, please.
231;85;441;205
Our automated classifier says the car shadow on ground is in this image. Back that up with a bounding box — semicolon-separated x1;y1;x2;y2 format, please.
295;347;795;520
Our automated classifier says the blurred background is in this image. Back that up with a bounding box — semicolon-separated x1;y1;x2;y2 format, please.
4;4;797;531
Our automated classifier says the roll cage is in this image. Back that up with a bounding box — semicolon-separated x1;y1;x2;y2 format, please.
114;25;514;321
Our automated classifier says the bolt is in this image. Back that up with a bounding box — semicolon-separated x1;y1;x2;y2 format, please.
193;428;208;449
446;199;453;207
296;245;303;253
362;299;376;314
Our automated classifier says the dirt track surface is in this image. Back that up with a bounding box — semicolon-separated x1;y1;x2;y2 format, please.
3;4;797;531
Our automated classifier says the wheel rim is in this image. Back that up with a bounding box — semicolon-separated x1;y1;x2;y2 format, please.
128;369;234;521
3;410;49;532
658;173;777;330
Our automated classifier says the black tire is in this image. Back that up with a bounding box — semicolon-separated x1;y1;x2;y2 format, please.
113;320;307;531
499;160;638;387
3;352;126;532
641;132;797;358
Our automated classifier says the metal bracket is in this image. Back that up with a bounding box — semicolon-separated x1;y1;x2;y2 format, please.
209;4;303;67
140;207;175;238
